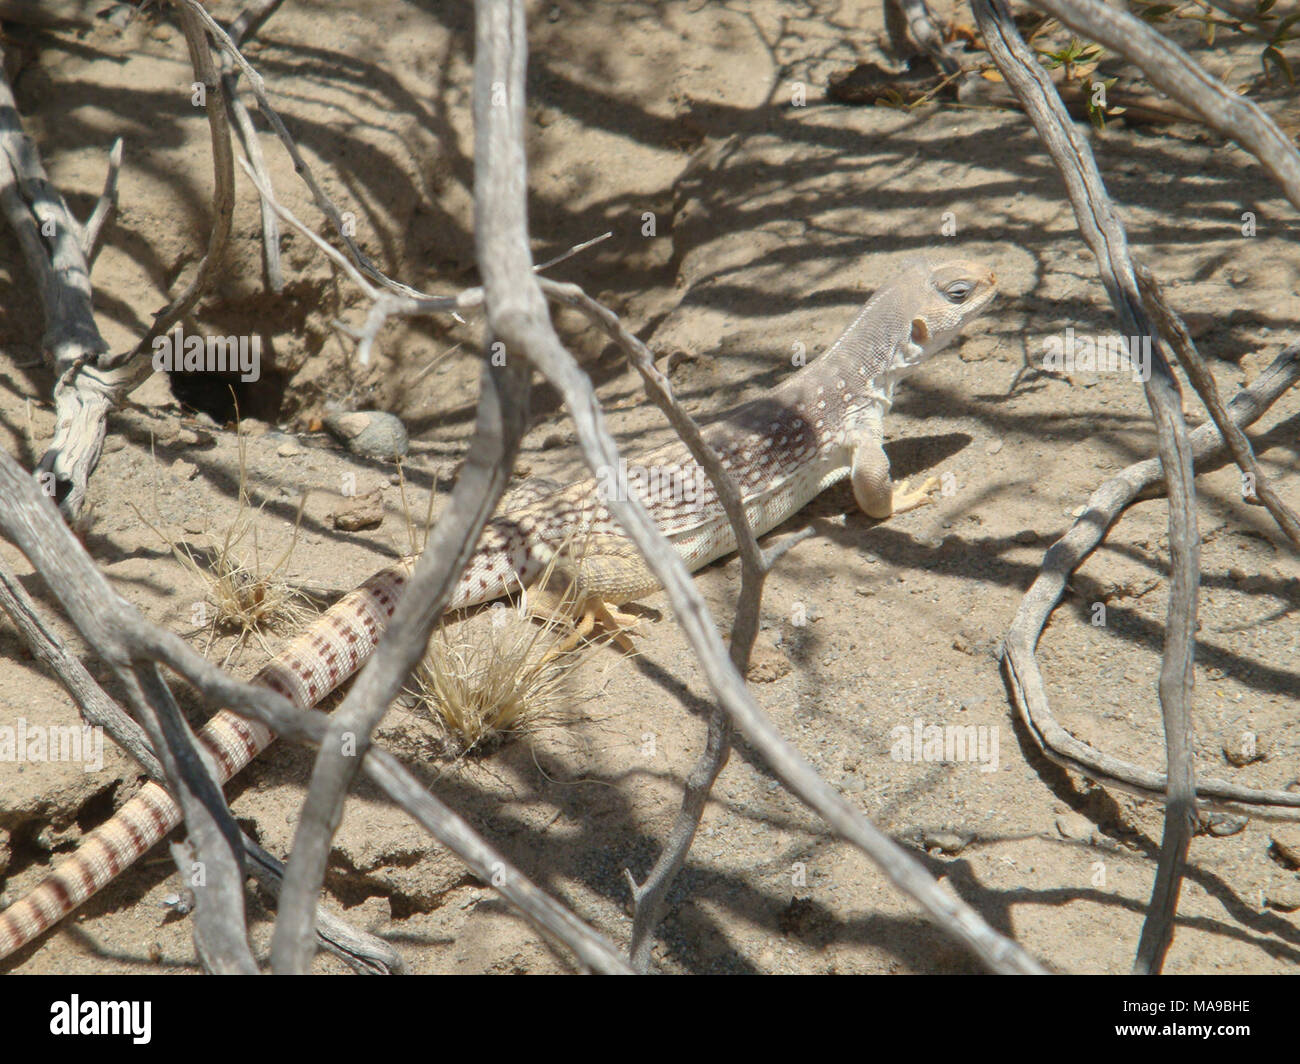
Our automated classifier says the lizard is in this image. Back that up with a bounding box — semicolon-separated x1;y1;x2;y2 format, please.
0;250;997;961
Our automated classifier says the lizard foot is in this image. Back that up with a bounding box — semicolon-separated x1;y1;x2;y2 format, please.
531;592;641;662
891;475;940;515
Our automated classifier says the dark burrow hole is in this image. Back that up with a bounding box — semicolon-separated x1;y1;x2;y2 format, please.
166;365;290;424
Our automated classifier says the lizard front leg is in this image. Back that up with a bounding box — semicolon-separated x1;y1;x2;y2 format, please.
848;427;938;519
528;533;656;656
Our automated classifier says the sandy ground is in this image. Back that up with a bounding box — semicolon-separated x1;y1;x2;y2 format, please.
0;1;1298;974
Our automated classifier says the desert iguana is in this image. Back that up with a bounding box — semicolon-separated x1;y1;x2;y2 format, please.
0;251;996;960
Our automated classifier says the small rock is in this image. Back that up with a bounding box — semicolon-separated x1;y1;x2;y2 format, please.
540;432;567;451
277;440;305;458
924;830;971;855
1223;729;1266;767
1013;529;1038;545
1056;813;1095;843
172;460;198;481
985;438;1004;455
1264;885;1300;913
1200;812;1248;837
324;411;409;460
238;418;271;437
1270;827;1300;869
331;488;385;532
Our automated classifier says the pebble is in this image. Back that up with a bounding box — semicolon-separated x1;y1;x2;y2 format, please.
1223;730;1266;766
1264;885;1300;913
924;830;971;855
277;440;305;458
1270;827;1300;869
323;411;409;459
1201;812;1248;838
331;488;385;532
1056;813;1095;843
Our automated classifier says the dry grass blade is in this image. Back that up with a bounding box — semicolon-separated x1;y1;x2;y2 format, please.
409;604;574;758
406;537;601;759
131;421;314;664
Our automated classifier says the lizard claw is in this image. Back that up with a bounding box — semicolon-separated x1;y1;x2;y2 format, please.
532;594;641;662
891;475;940;514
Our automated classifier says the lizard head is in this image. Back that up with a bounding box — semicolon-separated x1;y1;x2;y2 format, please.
901;254;998;365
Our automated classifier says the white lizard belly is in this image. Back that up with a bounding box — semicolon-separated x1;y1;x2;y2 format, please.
670;447;851;572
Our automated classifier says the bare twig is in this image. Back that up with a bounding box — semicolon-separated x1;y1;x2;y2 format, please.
177;0;439;302
269;356;532;974
80;138;122;266
0;62;115;516
235;156;462;361
1002;344;1300;811
977;0;1209;974
0;554;400;972
127;1;236;356
1135;266;1300;551
128;663;255;975
219;0;288;291
537;279;774;969
884;0;967;74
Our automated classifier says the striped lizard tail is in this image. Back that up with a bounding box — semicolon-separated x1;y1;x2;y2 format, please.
0;566;409;960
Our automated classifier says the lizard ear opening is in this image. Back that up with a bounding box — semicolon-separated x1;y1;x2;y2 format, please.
911;317;929;345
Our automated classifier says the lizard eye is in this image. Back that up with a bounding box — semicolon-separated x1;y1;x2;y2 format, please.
944;280;974;303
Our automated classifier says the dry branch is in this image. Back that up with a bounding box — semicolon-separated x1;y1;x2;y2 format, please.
977;0;1201;976
1002;343;1300;812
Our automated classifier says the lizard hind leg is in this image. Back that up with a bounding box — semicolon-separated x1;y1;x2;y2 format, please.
526;585;642;661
